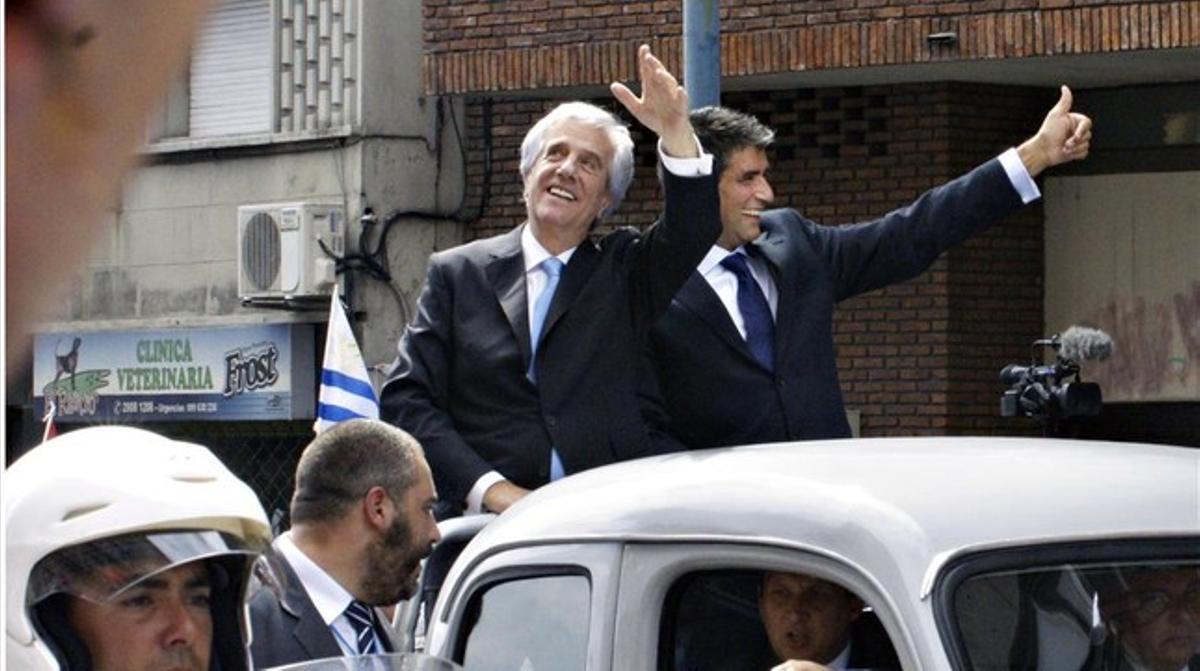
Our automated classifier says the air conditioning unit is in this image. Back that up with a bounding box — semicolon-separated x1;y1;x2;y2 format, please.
237;201;344;300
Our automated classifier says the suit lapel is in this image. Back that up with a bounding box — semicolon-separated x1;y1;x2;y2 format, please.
485;227;531;365
275;553;343;660
541;237;599;341
674;271;762;368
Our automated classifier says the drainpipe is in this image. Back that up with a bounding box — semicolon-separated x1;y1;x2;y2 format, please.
683;0;720;109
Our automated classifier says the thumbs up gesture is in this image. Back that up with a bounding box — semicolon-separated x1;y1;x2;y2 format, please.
1018;85;1093;176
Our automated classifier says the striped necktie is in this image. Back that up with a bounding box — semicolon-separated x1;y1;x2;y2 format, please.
343;600;382;654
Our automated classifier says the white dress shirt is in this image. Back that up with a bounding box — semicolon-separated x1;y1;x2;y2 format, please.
699;147;1040;337
275;531;385;655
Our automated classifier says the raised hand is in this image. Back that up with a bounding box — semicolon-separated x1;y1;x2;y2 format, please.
610;44;697;158
1018;85;1093;176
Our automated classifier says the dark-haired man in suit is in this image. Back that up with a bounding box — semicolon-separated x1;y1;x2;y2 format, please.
646;89;1092;449
756;571;899;671
248;420;441;667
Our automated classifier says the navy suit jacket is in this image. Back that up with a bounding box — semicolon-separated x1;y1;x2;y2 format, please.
381;168;719;510
647;157;1025;449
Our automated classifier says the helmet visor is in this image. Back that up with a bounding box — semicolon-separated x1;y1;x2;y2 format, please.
27;529;266;606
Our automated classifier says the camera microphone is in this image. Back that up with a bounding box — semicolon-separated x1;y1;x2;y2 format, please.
1058;326;1114;363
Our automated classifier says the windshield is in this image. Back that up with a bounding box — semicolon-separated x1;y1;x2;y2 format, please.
263;652;463;671
941;545;1199;671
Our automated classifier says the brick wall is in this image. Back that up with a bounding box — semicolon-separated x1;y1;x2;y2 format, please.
457;81;1050;437
423;0;1200;94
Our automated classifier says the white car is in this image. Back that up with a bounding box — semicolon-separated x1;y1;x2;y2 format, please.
403;437;1199;670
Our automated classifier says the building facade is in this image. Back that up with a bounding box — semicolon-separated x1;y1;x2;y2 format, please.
9;1;1199;512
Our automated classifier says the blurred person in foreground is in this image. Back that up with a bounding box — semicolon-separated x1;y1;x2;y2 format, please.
5;0;215;374
4;425;273;670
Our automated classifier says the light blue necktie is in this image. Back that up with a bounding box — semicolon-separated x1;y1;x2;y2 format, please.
528;257;566;481
343;600;381;654
527;257;564;381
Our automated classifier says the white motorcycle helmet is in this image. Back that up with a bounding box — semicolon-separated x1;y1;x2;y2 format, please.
5;426;274;670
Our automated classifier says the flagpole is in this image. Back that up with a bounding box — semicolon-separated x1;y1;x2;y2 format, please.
41;399;58;444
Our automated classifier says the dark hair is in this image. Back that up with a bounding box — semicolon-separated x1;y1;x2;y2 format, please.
290;420;424;526
689;106;776;171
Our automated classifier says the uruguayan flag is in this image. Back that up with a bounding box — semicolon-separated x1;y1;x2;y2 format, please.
314;293;379;434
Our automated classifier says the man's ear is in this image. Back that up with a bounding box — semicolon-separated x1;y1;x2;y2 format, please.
362;486;392;530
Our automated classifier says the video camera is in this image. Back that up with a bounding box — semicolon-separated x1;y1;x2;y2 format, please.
1000;326;1112;419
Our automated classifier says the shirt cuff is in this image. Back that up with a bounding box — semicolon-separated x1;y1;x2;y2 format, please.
998;147;1041;205
465;471;506;514
658;135;713;177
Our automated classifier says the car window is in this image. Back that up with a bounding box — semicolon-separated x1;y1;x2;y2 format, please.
456;573;590;671
660;569;901;671
944;553;1199;671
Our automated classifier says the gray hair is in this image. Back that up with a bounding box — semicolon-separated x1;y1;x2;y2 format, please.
689;106;775;171
519;101;634;223
290;420;425;526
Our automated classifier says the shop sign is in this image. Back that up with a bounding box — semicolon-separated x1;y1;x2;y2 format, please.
33;324;315;422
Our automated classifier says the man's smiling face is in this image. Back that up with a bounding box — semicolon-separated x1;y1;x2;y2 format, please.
524;118;614;249
717;145;774;250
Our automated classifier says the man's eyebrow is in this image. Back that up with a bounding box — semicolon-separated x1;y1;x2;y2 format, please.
185;574;211;590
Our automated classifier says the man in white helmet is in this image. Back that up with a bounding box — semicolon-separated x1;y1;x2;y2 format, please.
5;426;273;671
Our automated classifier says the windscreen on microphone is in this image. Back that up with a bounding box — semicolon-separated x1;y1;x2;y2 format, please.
1058;326;1114;362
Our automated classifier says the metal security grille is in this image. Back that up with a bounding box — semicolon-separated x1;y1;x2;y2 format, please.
188;421;310;533
84;421;312;534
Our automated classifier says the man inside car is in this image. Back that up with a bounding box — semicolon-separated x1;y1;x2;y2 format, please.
1102;565;1200;671
757;571;899;671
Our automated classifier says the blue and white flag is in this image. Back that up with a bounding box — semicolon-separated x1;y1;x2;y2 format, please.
314;293;379;434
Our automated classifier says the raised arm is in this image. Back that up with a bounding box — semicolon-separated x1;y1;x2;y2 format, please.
611;44;697;159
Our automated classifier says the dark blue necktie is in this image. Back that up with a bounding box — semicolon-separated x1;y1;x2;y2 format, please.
720;253;775;371
344;600;382;654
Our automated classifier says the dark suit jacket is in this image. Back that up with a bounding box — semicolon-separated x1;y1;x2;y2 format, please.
648;158;1025;449
380;168;719;510
247;548;399;668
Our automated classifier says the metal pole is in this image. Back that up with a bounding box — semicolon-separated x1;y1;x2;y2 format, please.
682;0;720;109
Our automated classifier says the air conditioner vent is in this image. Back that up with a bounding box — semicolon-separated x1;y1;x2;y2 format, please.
237;201;343;300
242;211;281;291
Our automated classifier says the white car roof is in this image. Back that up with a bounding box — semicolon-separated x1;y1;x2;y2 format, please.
458;437;1199;591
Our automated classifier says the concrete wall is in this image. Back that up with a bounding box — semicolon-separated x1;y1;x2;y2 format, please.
1045;171;1200;402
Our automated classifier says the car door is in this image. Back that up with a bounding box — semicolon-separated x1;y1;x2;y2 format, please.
424;542;623;671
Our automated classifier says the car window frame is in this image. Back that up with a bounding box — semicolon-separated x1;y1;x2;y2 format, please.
429;541;623;671
614;541;918;671
933;535;1200;671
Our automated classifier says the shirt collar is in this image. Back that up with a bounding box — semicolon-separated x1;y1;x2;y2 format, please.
698;244;745;277
275;531;355;626
521;223;577;273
